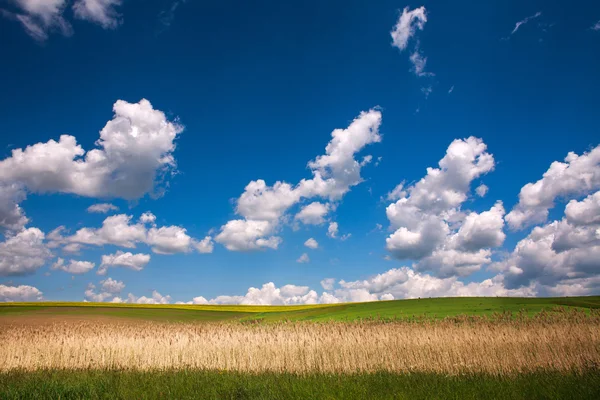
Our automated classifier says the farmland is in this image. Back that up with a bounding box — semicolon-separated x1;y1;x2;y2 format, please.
1;296;599;399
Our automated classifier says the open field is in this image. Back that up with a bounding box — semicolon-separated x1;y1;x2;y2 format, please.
1;297;599;398
2;370;599;400
2;295;599;322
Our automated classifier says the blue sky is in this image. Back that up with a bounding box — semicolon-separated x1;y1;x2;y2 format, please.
0;0;599;304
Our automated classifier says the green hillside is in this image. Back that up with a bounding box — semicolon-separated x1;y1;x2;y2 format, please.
1;296;598;322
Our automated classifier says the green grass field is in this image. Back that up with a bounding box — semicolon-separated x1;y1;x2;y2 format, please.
1;295;599;322
1;369;599;400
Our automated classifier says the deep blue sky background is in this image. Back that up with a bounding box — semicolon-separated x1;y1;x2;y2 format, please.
0;0;599;301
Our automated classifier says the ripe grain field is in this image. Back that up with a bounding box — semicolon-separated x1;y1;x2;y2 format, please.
1;297;599;399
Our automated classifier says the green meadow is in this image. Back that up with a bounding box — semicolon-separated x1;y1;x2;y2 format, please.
1;295;599;322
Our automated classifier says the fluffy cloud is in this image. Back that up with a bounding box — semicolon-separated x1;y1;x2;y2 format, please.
84;277;124;302
72;0;122;29
49;212;212;255
327;222;338;238
146;225;192;254
0;184;28;232
98;251;150;275
128;290;172;305
475;184;488;197
1;0;71;41
216;109;381;251
0;99;182;201
0;284;43;302
87;203;118;214
295;202;330;225
506;145;600;230
51;258;95;274
206;282;318;305
194;236;214;254
304;238;319;249
297;253;310;263
495;190;600;295
385;137;502;277
0;228;52;276
216;219;281;251
320;278;336;290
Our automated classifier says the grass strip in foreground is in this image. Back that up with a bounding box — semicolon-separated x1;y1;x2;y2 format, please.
1;369;599;400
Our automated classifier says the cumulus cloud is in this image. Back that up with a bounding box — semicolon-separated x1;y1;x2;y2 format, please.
48;212;212;255
495;190;600;296
84;277;124;302
0;184;28;232
304;238;319;249
51;258;95;274
98;251;150;275
128;290;172;305
385;137;502;277
0;99;182;202
216;109;381;251
0;284;43;302
297;253;310;263
0;227;52;276
72;0;122;29
204;282;318;305
87;203;118;214
1;0;71;41
475;184;488;197
295;202;330;225
194;236;214;254
327;222;338;238
320;278;336;290
506;145;600;230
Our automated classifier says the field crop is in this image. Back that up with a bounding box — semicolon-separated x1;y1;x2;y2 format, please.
1;298;599;398
1;309;599;374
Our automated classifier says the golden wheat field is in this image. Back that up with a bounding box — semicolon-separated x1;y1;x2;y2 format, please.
1;310;599;375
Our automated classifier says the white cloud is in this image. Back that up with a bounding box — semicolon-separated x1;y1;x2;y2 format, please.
386;183;406;202
385;137;502;277
475;184;488;197
297;253;310;263
390;6;427;50
327;222;338;238
128;290;172;305
390;7;434;78
304;238;319;249
506;145;600;230
410;50;433;77
1;0;71;41
495;190;600;295
295;202;330;225
100;277;125;293
194;236;214;254
67;214;147;248
73;0;122;29
0;99;182;202
98;251;150;275
216;219;281;251
87;203;118;214
146;225;192;255
0;227;52;276
592;20;600;31
51;258;95;274
0;184;28;232
139;212;156;225
448;85;455;94
216;109;382;251
510;11;542;35
206;282;318;305
0;284;43;302
320;278;336;290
